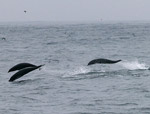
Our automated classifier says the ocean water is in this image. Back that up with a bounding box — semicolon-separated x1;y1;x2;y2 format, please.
0;21;150;114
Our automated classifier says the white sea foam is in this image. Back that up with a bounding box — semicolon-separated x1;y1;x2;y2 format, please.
62;66;91;78
119;60;148;70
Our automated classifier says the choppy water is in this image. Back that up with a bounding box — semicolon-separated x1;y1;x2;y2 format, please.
0;21;150;114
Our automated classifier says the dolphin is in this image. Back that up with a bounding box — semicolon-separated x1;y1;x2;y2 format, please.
9;65;44;82
8;63;37;72
1;37;6;40
87;58;121;65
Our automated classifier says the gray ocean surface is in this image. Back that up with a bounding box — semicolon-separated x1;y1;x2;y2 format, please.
0;21;150;114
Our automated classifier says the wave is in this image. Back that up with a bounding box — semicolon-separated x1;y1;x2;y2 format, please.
119;60;149;70
41;59;149;80
62;66;91;78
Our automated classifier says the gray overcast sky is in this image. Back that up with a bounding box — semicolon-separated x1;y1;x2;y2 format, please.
0;0;150;22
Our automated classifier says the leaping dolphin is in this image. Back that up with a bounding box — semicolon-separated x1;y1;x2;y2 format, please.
87;58;121;66
9;65;44;82
8;63;37;72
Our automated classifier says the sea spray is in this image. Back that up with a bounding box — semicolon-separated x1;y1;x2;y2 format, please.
119;60;148;70
62;66;91;78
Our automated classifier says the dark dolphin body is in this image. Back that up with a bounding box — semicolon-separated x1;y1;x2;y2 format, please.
1;37;6;40
8;63;37;72
9;65;44;82
88;58;121;65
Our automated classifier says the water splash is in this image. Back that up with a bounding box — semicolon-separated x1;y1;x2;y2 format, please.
74;67;90;74
62;66;91;78
119;60;148;70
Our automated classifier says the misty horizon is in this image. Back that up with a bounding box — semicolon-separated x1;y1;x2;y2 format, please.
0;0;150;22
